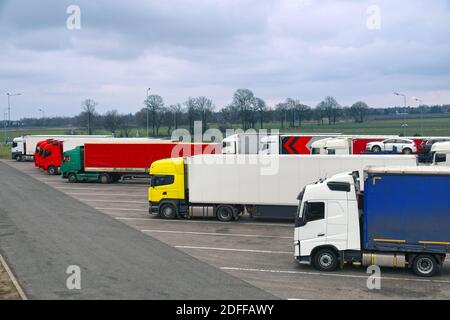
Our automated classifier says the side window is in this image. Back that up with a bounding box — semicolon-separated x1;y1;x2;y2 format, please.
304;202;325;223
327;149;336;155
12;142;18;148
152;175;175;187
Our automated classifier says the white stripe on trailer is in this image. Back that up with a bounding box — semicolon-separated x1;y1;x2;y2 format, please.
142;229;291;239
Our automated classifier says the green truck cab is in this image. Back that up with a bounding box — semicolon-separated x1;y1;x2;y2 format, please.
61;146;107;183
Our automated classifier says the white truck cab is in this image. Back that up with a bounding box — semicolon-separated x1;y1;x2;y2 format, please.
259;136;279;155
294;172;361;267
11;137;24;159
310;138;335;155
432;142;450;166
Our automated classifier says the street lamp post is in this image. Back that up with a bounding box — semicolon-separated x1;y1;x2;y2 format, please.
39;108;45;127
6;93;22;127
413;97;424;136
394;92;408;136
3;110;7;144
146;88;151;137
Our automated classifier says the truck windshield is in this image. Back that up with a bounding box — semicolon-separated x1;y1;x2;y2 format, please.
150;175;175;187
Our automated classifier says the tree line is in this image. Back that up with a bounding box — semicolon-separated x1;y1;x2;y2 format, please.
13;89;450;137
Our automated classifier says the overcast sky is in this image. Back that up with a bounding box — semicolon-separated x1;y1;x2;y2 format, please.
1;0;450;119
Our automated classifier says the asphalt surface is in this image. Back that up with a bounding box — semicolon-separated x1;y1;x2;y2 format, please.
2;160;450;300
0;161;275;300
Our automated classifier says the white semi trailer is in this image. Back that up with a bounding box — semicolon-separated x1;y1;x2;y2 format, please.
148;155;417;221
11;135;111;161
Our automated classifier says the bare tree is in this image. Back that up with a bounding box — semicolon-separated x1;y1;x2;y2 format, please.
276;102;288;129
195;96;215;131
104;110;121;135
350;101;369;123
296;104;311;127
253;97;267;129
232;89;256;130
169;103;184;130
144;95;164;136
81;99;98;135
319;96;341;125
119;114;133;137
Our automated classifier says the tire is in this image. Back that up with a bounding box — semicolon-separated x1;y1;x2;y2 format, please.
412;254;440;277
47;166;57;175
99;174;111;184
159;203;177;220
403;148;413;155
372;146;382;153
215;205;235;222
15;154;22;162
68;174;77;184
313;249;339;272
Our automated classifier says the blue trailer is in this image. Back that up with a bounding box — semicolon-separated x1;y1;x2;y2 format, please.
294;166;450;277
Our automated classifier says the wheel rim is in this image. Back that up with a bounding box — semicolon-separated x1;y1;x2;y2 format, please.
163;206;174;218
218;208;231;220
417;258;433;275
404;149;411;154
319;253;334;268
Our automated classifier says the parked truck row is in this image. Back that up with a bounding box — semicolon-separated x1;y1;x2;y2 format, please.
12;134;450;277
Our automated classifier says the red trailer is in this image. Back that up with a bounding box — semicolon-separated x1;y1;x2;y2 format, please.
61;141;220;183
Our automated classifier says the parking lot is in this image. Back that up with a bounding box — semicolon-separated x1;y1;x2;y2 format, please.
4;159;450;300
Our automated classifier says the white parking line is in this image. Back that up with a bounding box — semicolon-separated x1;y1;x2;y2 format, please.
95;207;144;212
116;217;293;228
175;246;291;255
142;229;291;239
57;187;146;191
79;199;148;204
67;193;145;197
220;267;450;284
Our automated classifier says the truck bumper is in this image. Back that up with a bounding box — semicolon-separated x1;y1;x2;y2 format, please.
296;256;312;265
149;202;160;215
11;152;21;160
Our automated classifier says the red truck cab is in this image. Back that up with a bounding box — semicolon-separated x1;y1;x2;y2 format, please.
35;139;55;168
40;140;63;175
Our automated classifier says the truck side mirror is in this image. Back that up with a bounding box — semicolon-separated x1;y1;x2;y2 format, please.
435;153;447;163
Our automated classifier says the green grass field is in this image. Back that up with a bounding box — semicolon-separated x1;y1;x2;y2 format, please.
0;144;10;159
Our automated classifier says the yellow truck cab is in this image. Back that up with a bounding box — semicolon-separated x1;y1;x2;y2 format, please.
148;158;186;219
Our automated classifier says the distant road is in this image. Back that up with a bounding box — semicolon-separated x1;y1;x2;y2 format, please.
0;161;275;300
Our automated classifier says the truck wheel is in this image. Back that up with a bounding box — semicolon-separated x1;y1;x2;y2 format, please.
48;166;57;175
15;154;22;162
372;146;382;153
313;249;339;272
412;255;440;277
160;203;177;220
68;174;78;184
216;205;235;222
403;148;413;154
99;174;111;184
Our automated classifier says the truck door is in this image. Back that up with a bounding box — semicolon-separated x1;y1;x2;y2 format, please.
297;201;327;256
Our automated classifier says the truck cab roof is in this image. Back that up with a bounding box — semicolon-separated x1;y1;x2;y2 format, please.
366;166;450;175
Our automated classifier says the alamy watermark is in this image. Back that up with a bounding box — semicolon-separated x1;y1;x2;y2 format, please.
169;122;281;176
66;5;82;30
366;265;382;290
367;5;382;30
66;265;81;290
